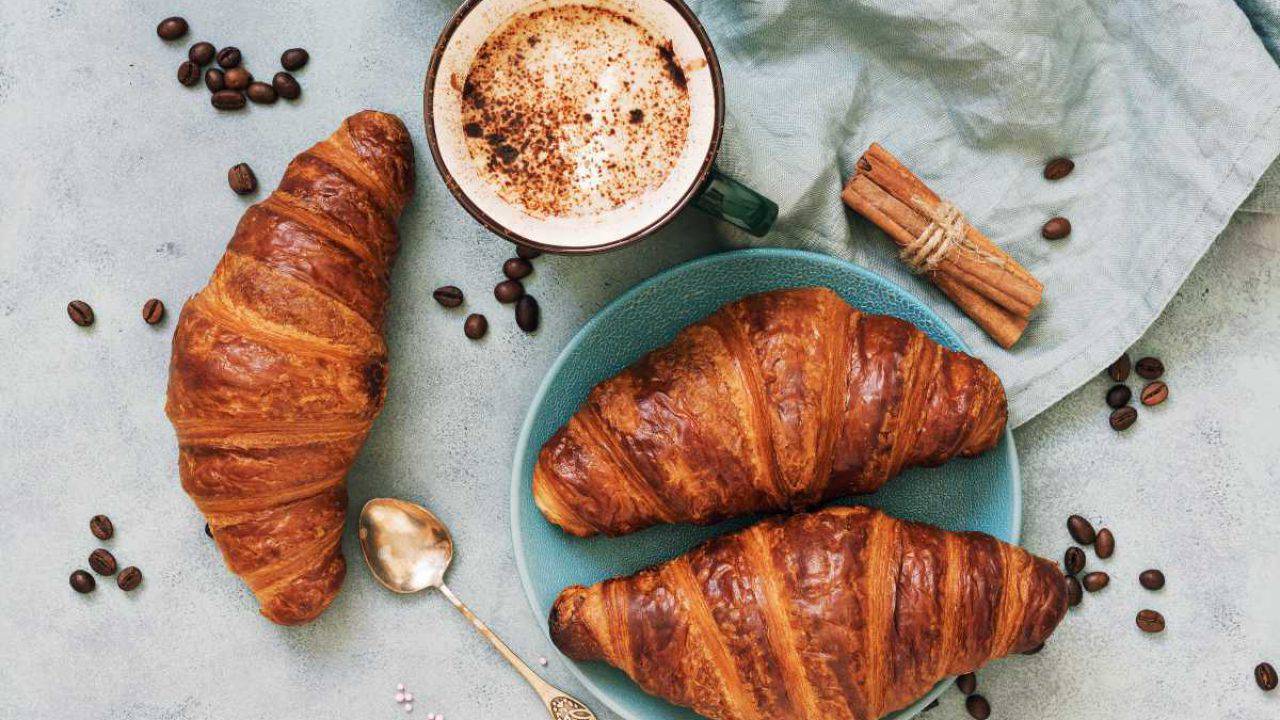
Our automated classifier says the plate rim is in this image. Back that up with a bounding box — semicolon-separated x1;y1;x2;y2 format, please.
510;247;1022;720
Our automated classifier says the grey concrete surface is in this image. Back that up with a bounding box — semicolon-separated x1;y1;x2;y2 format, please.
1;2;1276;719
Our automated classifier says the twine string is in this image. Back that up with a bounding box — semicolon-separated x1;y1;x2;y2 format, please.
899;196;1006;274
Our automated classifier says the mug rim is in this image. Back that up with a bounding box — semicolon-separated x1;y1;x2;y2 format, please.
423;0;726;254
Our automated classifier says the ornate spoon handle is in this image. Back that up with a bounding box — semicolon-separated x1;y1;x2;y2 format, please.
437;583;598;719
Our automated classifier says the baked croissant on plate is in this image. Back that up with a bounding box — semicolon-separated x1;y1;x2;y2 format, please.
533;287;1007;537
551;505;1066;720
165;110;414;625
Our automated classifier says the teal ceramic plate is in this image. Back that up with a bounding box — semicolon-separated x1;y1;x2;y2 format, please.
511;248;1020;720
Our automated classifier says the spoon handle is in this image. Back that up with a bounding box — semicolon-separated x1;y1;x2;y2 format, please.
437;583;598;720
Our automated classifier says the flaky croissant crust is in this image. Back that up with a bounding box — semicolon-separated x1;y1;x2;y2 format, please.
165;110;414;625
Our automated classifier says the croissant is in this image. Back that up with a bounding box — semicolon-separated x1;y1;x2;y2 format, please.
165;110;414;625
551;505;1066;720
533;287;1007;537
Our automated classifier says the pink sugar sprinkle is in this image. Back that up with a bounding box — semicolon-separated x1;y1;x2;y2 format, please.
538;656;548;666
404;692;414;702
404;703;413;713
395;692;406;703
397;683;406;692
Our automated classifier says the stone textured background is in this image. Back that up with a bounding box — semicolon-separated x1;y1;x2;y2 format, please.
0;1;1276;718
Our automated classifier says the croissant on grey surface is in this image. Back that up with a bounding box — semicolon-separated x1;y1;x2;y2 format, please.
551;505;1067;720
533;287;1007;537
165;110;414;625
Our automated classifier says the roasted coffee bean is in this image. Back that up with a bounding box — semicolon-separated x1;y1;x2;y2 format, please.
246;82;278;104
516;244;542;260
463;313;488;339
272;72;301;100
224;67;253;91
156;16;189;41
515;295;540;333
1109;405;1137;431
1136;609;1165;633
228;163;257;195
1082;571;1109;592
89;514;114;540
89;548;117;576
216;46;242;69
503;257;533;280
1141;380;1168;406
70;569;96;594
177;60;201;86
281;48;310;71
1065;574;1083;607
1107;353;1132;382
188;41;216;66
955;673;977;695
204;523;212;538
1256;662;1278;692
494;279;524;304
141;298;165;325
1106;384;1131;408
211;90;246;111
1064;546;1086;575
1135;356;1164;379
67;300;94;327
1043;157;1075;181
1068;515;1097;545
1042;216;1071;240
204;68;226;92
965;694;991;720
1023;643;1045;655
117;566;143;591
1095;528;1115;558
432;285;464;308
1139;568;1165;590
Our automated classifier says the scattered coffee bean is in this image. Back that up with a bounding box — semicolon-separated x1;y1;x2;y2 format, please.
141;298;165;325
432;285;464;308
177;61;201;87
1082;571;1109;592
246;81;278;104
1107;353;1131;382
1255;662;1277;692
89;514;114;540
188;41;216;66
1064;546;1086;575
216;46;242;69
204;523;213;538
89;548;117;576
70;569;96;594
503;257;533;280
1139;568;1165;590
515;295;540;332
516;244;542;260
227;163;257;195
1067;515;1097;545
1094;528;1115;558
463;313;488;339
156;16;189;41
1065;574;1083;607
1135;356;1164;380
224;67;253;91
1140;380;1168;406
964;694;991;720
494;279;524;304
1109;405;1137;431
1105;384;1131;408
211;90;246;111
1043;157;1075;181
272;72;301;100
117;566;143;591
67;300;95;327
1135;609;1165;633
955;673;976;695
1023;643;1045;655
204;68;226;92
281;48;310;71
923;699;940;712
1042;216;1071;240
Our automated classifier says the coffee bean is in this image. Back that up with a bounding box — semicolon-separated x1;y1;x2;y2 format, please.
188;41;216;66
281;48;310;71
156;17;189;41
141;298;165;325
246;82;278;104
70;569;96;594
204;523;212;538
1255;662;1277;692
1042;216;1071;240
965;694;991;720
117;566;143;591
515;295;540;332
1094;528;1115;558
494;279;524;304
89;514;113;540
224;67;252;91
204;68;225;92
1043;157;1075;181
955;673;976;695
516;244;542;260
1023;643;1045;655
1109;405;1137;431
1135;356;1164;380
503;257;533;280
1139;568;1165;590
1067;515;1096;545
228;163;257;195
272;72;301;100
89;548;117;576
211;90;246;111
67;300;94;327
1140;380;1168;406
463;313;488;339
432;285;464;308
1065;574;1083;607
1107;353;1131;382
1082;571;1109;592
177;60;201;87
1105;384;1131;408
1135;609;1165;633
216;46;242;69
1064;546;1086;575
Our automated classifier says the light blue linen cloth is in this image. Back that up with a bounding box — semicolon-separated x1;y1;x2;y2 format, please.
692;0;1280;425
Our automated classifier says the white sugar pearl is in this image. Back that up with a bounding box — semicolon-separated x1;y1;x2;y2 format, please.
404;693;414;702
538;656;548;666
404;703;413;713
397;683;406;692
395;693;406;703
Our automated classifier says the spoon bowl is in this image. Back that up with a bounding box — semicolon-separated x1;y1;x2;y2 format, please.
359;498;454;594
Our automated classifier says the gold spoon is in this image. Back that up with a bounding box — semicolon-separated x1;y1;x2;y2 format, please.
358;498;597;720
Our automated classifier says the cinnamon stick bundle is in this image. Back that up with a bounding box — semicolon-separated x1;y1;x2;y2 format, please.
842;144;1043;348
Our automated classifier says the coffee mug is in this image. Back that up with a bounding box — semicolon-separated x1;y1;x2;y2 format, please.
424;0;777;253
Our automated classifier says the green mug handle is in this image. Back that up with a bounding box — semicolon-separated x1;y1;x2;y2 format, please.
692;166;778;237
